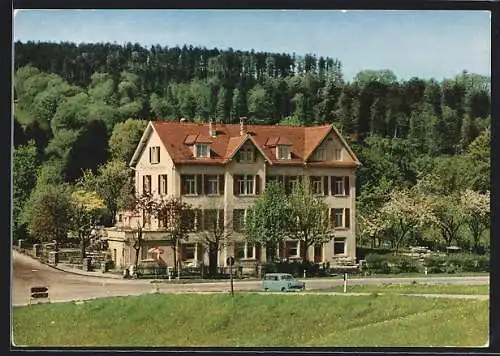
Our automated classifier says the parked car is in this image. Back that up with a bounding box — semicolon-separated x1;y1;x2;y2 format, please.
262;273;306;292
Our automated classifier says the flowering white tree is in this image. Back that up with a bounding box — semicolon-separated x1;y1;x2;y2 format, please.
378;187;435;252
461;189;490;253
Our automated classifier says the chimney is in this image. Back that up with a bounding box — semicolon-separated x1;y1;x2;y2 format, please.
239;116;247;136
209;119;216;137
180;117;187;123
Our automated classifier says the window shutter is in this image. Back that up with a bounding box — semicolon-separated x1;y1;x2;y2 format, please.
278;175;284;187
235;151;240;162
284;176;290;194
196;175;202;195
330;176;335;195
330;208;335;227
344;176;350;196
149;147;152;163
181;175;187;195
157;147;160;163
255;244;261;261
233;175;240;196
323;176;329;196
204;174;209;195
165;175;168;195
158;175;161;194
142;176;146;194
345;208;350;228
253;148;257;162
218;210;224;230
255;175;261;195
219;175;225;195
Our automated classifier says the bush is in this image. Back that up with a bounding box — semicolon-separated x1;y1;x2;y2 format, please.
356;247;393;261
364;254;421;275
261;260;328;277
424;253;489;273
364;254;392;274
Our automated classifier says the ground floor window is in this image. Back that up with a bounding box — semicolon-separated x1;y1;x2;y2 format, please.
182;243;197;261
333;238;346;255
235;242;257;259
285;241;300;258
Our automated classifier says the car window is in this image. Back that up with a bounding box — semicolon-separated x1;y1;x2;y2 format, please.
281;275;293;280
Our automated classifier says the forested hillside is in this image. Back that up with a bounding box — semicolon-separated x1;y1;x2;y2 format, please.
13;41;490;255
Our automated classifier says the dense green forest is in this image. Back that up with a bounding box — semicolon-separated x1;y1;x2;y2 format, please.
13;41;491;255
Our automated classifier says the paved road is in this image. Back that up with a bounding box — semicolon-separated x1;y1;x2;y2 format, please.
12;251;489;306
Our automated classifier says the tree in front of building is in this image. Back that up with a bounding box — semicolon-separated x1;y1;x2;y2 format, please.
129;192;157;269
19;180;73;246
245;181;291;262
200;205;230;277
287;179;332;262
155;197;195;275
70;189;106;260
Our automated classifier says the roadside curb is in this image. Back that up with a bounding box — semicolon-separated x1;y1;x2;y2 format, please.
13;249;123;280
44;263;123;279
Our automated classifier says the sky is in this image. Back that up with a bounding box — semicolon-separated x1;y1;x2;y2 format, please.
13;10;491;82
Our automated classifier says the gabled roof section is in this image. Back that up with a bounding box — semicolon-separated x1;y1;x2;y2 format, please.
129;121;155;167
225;134;273;164
304;124;361;165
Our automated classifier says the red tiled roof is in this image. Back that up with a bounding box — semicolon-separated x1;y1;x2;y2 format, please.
148;121;359;166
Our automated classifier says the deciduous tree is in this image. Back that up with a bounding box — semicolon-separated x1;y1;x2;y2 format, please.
245;182;291;261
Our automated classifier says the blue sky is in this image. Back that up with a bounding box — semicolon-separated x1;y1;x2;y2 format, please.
13;10;490;82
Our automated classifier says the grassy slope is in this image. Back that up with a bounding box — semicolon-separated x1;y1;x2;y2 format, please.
12;293;488;347
325;284;489;295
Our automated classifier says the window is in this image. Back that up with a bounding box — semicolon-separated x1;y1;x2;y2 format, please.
332;176;350;196
246;244;255;259
181;175;197;195
142;210;151;226
285;176;299;194
277;144;290;160
331;208;350;229
286;241;300;258
333;208;343;228
235;242;256;260
149;146;160;164
233;209;246;232
335;149;342;161
334;238;346;255
141;246;152;260
239;147;254;162
237;175;254;195
158;174;168;195
182;244;196;261
143;175;151;194
206;175;219;195
195;143;210;158
311;176;323;195
312;147;326;161
203;209;224;231
333;177;344;195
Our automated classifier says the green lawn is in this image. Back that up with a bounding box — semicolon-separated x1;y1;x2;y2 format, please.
324;283;489;295
12;293;488;347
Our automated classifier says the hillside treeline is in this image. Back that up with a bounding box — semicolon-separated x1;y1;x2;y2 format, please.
13;41;490;254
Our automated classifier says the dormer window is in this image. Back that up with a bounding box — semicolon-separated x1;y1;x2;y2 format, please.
277;144;290;160
195;143;210;158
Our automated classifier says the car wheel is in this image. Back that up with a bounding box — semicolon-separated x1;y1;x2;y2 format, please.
264;288;269;292
281;287;286;292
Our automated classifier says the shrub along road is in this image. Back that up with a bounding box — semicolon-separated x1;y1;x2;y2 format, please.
12;250;489;306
